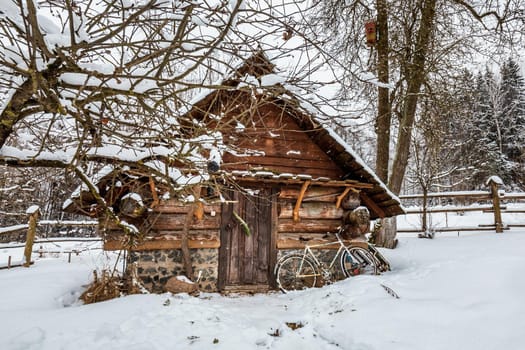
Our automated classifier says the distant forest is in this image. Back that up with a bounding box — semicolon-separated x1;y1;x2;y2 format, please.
409;57;525;192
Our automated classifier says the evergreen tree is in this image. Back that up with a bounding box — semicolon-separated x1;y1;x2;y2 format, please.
498;58;525;187
419;62;525;190
444;69;478;180
464;70;500;185
461;63;525;189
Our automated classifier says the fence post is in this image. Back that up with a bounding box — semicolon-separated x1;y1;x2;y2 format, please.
487;177;503;233
23;206;40;267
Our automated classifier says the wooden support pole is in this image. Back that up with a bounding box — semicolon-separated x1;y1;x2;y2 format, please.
23;206;40;267
194;202;204;221
293;181;310;222
335;187;353;209
488;177;503;233
181;186;201;280
148;177;160;208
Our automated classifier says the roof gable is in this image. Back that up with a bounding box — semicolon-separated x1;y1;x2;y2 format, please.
184;52;404;217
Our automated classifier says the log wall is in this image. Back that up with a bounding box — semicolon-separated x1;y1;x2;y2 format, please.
103;200;222;250
103;183;364;292
275;185;350;249
104;184;360;251
221;103;345;180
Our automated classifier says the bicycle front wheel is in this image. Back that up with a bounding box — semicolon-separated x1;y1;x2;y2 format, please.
340;246;378;277
275;254;318;293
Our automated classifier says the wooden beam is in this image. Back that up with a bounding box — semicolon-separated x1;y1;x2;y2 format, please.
335;187;354;209
230;176;373;189
293;180;310;222
280;186;347;202
148;177;160;208
154;203;221;214
104;238;220;251
278;219;341;233
276;238;368;250
279;202;343;220
360;192;386;218
277;239;340;250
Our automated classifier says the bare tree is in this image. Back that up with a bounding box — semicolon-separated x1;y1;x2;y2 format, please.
406;90;464;234
0;0;344;277
305;0;524;247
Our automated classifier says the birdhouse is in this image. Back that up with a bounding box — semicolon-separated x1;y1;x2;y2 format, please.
365;20;377;46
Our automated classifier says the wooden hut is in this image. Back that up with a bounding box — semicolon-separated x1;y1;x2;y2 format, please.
64;53;404;293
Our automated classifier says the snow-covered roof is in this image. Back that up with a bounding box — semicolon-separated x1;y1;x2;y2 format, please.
184;51;404;218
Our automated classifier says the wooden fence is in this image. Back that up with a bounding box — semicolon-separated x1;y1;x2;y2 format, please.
0;207;98;268
0;238;102;269
398;178;525;233
3;181;525;265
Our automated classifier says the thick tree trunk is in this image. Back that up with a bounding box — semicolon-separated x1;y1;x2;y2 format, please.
388;0;437;195
373;0;398;249
1;59;63;149
374;216;397;248
373;0;436;248
375;0;391;183
0;79;35;149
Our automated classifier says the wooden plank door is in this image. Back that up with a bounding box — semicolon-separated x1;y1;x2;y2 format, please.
218;188;275;291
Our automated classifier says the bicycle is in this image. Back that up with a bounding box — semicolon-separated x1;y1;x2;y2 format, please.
274;230;390;293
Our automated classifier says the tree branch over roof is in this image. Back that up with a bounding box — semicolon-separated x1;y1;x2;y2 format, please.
452;0;506;30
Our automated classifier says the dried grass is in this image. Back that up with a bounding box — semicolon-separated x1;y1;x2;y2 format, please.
80;267;144;304
80;270;121;304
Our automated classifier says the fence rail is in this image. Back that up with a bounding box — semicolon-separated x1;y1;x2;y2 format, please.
0;207;98;268
3;181;525;263
1;221;98;235
398;178;525;234
402;204;503;214
400;190;491;200
0;237;102;269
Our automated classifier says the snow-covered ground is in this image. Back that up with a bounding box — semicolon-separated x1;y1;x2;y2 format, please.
1;228;525;349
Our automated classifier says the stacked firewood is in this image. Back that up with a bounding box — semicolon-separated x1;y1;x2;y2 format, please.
339;191;370;240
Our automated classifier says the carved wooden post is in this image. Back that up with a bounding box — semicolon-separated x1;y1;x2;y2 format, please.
487;177;503;233
181;186;201;280
23;206;40;267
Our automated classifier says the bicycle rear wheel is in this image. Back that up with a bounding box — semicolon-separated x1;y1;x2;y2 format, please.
340;246;378;277
275;254;318;293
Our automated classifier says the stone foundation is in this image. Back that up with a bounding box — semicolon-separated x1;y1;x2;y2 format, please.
129;248;218;293
128;247;349;293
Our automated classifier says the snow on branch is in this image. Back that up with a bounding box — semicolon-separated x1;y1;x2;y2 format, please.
0;0;360;210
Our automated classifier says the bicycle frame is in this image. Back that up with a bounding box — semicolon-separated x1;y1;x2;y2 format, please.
299;232;353;277
275;231;389;292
